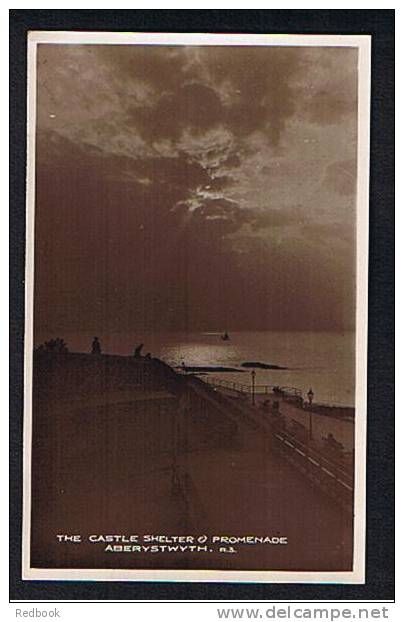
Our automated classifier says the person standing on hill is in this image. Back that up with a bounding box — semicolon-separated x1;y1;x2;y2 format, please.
133;343;144;358
91;336;101;355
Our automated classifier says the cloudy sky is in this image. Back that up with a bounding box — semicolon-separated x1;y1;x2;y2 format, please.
34;43;358;335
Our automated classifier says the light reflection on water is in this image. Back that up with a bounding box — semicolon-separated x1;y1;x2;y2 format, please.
161;342;239;367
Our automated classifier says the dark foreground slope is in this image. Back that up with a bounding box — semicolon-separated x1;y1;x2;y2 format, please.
30;351;353;572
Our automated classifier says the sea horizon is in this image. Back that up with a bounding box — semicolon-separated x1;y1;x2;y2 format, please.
34;330;355;407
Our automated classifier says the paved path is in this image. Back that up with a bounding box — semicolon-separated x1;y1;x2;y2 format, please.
178;416;353;571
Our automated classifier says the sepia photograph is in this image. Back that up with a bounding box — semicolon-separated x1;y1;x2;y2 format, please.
22;32;371;583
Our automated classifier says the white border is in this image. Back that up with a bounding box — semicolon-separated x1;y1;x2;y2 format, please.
22;31;371;584
28;31;368;48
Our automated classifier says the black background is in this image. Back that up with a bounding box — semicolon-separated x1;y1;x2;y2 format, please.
9;9;394;601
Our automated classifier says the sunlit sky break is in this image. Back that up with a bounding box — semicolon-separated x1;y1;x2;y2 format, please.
34;44;358;334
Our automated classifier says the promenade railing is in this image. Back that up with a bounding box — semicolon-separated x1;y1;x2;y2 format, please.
203;375;302;399
267;417;354;511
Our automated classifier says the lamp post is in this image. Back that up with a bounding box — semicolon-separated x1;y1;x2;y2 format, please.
251;370;256;406
307;388;314;440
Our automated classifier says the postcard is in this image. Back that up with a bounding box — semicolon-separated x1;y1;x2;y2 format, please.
22;32;371;583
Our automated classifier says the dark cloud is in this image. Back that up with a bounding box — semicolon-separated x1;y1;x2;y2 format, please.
34;131;248;333
199;47;300;142
34;44;358;334
37;44;304;149
91;45;302;145
130;82;224;142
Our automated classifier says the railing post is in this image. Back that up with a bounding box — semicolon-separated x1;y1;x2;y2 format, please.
251;370;256;406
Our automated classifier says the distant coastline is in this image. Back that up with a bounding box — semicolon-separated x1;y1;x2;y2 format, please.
241;361;288;370
178;365;244;373
178;361;289;372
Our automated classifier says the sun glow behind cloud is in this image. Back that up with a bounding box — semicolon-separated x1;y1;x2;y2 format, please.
34;43;358;333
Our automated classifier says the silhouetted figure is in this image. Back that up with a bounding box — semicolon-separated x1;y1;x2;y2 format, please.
91;336;101;355
134;343;144;358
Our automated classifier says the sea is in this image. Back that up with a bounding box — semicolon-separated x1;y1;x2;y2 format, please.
35;331;356;407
